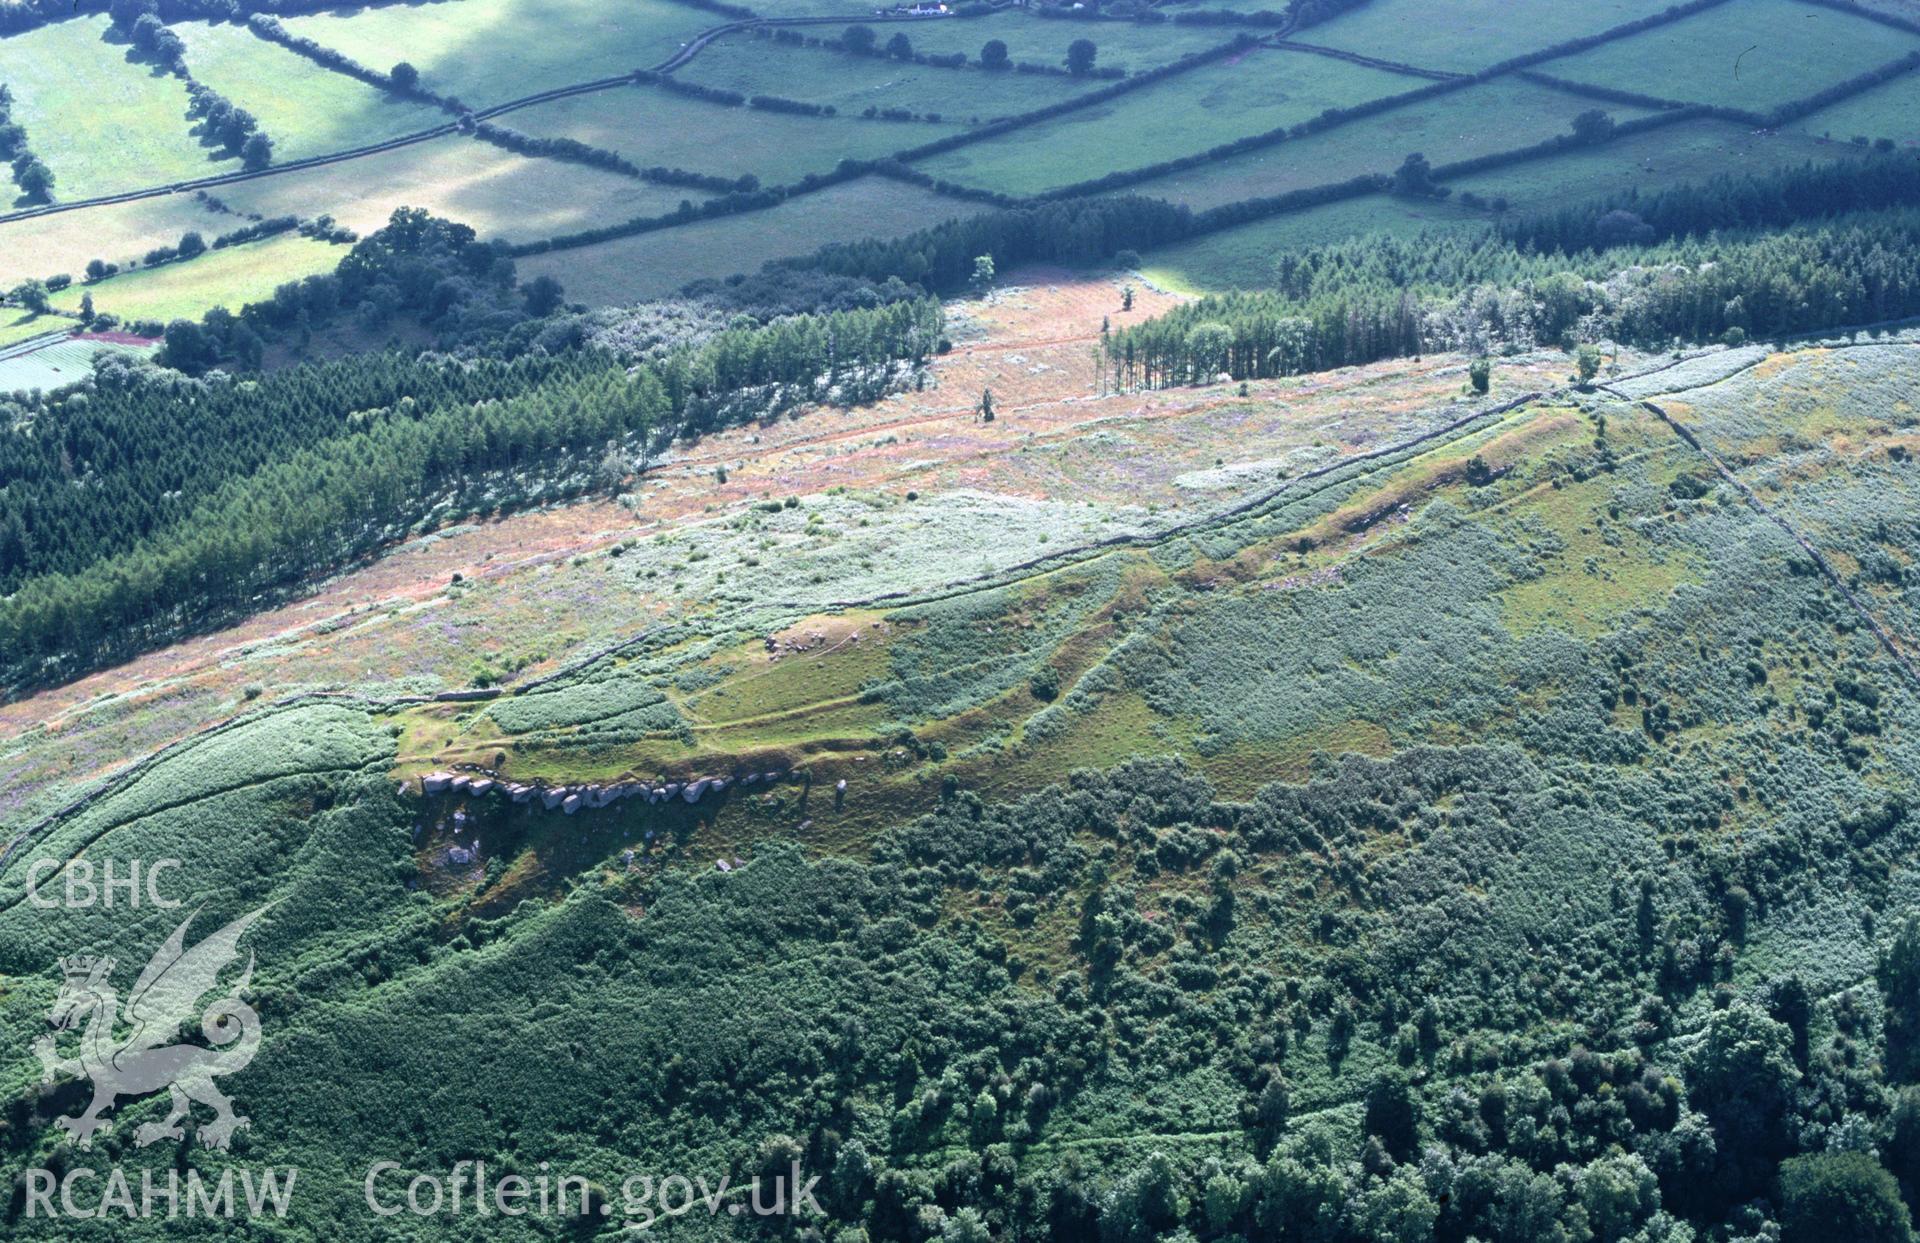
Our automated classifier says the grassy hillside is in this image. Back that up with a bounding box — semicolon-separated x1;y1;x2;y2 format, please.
4;321;1917;1240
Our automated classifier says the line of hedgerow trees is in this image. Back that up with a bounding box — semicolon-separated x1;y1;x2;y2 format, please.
0;83;52;201
0;211;942;683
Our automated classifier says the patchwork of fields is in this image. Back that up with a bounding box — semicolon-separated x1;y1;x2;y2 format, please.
0;0;1913;334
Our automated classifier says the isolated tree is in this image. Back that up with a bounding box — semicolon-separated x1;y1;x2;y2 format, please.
1572;108;1616;145
78;291;94;325
1391;151;1443;198
886;32;912;60
979;38;1010;70
596;442;627;496
1121;284;1134;311
1574;343;1603;386
9;278;48;313
1469;357;1491;393
843;23;878;55
1066;37;1097;76
14;155;53;201
85;258;109;282
240;131;273;170
177;230;206;259
970;253;995;293
390;61;420;91
978;388;995;422
523;273;565;316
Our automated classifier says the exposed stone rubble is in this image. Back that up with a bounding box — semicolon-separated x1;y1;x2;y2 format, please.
414;768;795;812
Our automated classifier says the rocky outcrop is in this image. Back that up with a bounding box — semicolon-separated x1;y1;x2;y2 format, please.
414;768;793;812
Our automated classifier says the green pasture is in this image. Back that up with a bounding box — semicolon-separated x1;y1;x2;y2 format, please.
0;192;227;286
518;177;978;305
0;332;153;390
282;0;714;108
0;309;64;348
1304;0;1679;72
48;232;347;323
914;48;1414;195
1542;0;1920;113
1138;194;1488;292
677;30;1092;122
0;15;236;201
876;11;1251;72
505;81;963;185
1126;76;1660;210
1442;117;1849;213
1788;66;1920;146
174;19;445;161
211;134;707;243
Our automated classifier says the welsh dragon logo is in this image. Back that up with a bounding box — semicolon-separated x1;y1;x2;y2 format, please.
34;904;270;1151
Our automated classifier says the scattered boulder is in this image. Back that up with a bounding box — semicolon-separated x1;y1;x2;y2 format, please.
562;793;582;815
683;779;710;803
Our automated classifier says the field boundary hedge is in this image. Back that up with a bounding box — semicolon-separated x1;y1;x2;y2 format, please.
1020;75;1473;201
1515;70;1693;113
1799;0;1920;38
887;33;1263;164
1426;106;1702;180
1765;50;1920;129
245;15;462;112
1267;38;1465;81
1473;0;1734;81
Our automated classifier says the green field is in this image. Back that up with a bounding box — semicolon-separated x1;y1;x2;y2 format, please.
1443;117;1846;212
519;177;978;305
0;15;237;201
871;11;1253;72
677;30;1093;122
1305;0;1680;71
48;232;348;322
282;0;715;107
0;331;153;388
0;309;64;348
211;134;707;243
1543;0;1920;113
1788;66;1920;145
915;48;1414;195
0;193;228;285
1121;77;1660;210
506;81;964;185
1139;194;1489;292
174;19;445;162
